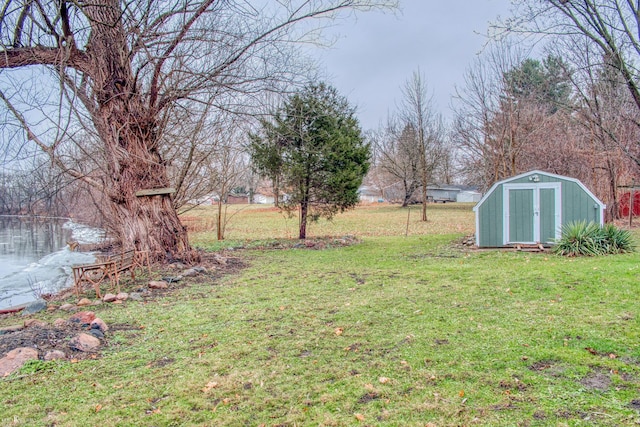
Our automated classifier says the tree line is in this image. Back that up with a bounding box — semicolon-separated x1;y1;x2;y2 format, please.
1;0;639;259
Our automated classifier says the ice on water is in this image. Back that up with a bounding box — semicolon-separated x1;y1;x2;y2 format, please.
0;220;105;310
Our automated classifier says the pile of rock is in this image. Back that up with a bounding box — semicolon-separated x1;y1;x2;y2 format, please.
0;264;213;378
0;311;108;377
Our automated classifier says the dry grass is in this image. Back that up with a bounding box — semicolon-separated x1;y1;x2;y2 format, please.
186;202;475;246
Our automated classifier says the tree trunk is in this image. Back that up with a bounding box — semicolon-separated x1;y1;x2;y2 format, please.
420;149;428;222
86;0;196;263
274;176;280;208
299;201;308;239
217;199;224;240
401;179;419;207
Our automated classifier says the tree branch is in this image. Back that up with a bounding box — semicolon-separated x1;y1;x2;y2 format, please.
148;0;217;109
0;88;103;190
0;46;90;73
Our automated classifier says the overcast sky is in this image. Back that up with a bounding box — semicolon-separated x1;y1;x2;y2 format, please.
309;0;512;130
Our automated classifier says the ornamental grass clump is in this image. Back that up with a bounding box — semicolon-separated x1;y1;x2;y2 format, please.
553;220;634;256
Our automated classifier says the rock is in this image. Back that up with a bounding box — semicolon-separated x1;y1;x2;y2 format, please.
181;268;199;277
193;266;207;273
44;350;66;361
169;262;187;270
76;298;92;307
161;276;181;283
21;300;47;316
0;325;24;335
68;311;96;325
0;347;38;377
53;318;67;328
102;293;117;303
129;292;143;301
90;318;108;332
23;319;47;328
88;329;104;339
59;303;75;311
148;280;168;290
213;255;227;265
116;292;129;301
68;333;101;352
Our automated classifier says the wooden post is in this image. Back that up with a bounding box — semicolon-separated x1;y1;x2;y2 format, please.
405;206;411;237
630;180;635;227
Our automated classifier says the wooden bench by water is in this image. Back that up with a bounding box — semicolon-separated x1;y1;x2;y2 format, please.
72;250;151;298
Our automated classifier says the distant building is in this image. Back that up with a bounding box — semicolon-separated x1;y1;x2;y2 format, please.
426;184;481;203
456;190;482;203
358;185;384;203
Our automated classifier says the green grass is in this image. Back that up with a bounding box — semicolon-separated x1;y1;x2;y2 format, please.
2;204;640;426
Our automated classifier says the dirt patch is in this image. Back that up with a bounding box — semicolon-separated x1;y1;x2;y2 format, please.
358;392;380;404
149;357;175;368
629;399;640;411
580;370;612;391
529;360;565;377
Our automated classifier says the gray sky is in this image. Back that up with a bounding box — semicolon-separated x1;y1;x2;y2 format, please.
311;0;512;130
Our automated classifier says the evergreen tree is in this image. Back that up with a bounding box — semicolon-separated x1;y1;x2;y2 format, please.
504;55;573;112
250;83;370;239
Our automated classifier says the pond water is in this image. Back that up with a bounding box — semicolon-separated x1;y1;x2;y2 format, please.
0;217;104;310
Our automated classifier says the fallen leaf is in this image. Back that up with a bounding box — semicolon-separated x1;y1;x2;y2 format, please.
608;353;617;359
334;327;344;336
202;381;219;393
95;404;102;412
279;306;285;311
585;347;598;355
459;390;465;398
355;413;365;421
378;377;390;384
364;383;376;392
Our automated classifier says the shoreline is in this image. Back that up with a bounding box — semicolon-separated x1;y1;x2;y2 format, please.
0;303;28;315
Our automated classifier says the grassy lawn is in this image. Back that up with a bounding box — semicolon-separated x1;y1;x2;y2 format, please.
2;203;640;426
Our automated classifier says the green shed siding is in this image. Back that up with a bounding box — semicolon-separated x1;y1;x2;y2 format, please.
539;188;556;243
474;171;605;247
561;179;601;224
477;183;504;247
509;189;534;242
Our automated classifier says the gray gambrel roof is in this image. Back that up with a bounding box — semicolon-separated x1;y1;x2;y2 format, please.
473;170;605;212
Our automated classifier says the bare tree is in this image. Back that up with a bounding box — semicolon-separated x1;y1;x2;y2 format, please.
0;0;395;262
397;70;447;221
558;38;640;219
374;119;423;206
453;41;581;190
501;0;640;142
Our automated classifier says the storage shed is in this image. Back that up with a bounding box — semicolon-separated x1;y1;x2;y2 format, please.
473;170;605;247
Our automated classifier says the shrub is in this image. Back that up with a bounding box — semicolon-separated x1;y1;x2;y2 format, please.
553;221;635;256
601;223;635;253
